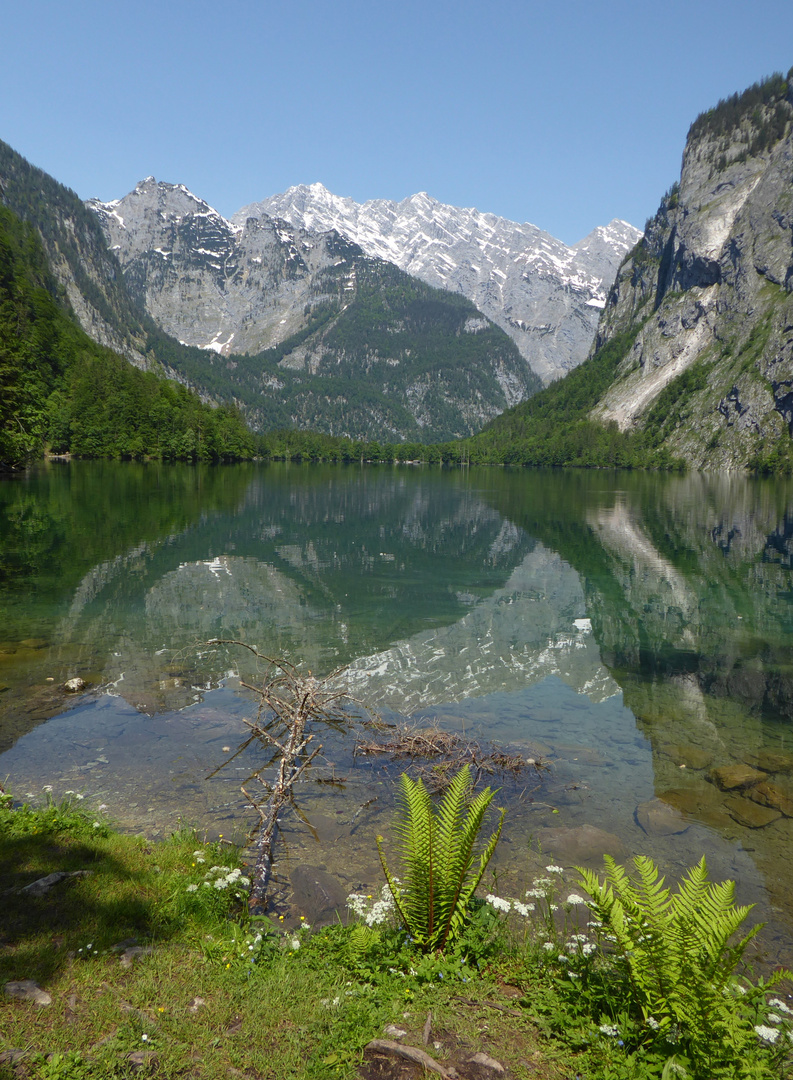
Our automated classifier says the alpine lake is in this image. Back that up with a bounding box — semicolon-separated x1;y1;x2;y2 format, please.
2;461;793;963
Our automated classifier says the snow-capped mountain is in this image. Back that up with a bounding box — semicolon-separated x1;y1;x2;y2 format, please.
88;177;342;355
234;184;641;384
87;178;538;440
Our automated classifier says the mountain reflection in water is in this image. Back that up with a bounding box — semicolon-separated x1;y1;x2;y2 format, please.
1;463;792;959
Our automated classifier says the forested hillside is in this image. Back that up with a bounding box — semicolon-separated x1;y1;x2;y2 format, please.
0;204;254;468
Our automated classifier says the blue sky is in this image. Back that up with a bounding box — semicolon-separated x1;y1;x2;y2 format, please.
2;0;792;245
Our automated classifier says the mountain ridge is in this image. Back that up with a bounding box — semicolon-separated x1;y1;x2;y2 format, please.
235;182;641;384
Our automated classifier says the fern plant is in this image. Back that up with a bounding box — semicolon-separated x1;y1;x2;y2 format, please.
377;765;504;953
579;855;792;1076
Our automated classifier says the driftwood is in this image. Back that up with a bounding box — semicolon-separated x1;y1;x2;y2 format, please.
355;720;546;792
364;1039;455;1078
204;640;358;914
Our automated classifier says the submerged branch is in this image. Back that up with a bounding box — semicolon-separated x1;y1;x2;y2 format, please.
203;639;369;914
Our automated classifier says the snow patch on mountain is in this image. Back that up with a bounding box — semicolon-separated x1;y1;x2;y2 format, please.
234;184;641;383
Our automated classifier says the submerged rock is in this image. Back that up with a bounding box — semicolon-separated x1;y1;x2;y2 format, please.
725;796;781;829
533;824;627;866
744;750;793;775
635;798;689;836
746;781;793;818
659;743;714;771
708;764;766;791
289;865;346;924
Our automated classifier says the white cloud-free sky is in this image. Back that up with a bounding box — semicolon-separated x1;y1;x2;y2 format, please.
2;0;792;245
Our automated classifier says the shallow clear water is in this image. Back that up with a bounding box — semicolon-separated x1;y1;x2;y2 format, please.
1;462;792;955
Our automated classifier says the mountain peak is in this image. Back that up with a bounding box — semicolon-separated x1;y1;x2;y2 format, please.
234;184;640;383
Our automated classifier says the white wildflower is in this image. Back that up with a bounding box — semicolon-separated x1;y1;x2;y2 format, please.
512;901;533;916
542;942;555;952
299;923;311;932
485;894;511;913
93;822;101;828
186;884;198;893
566;893;587;905
43;785;53;792
75;793;84;800
770;998;793;1015
599;1024;619;1037
755;1024;780;1043
289;937;301;951
582;943;597;956
647;1017;660;1030
768;1013;783;1024
557;954;569;963
141;1034;149;1042
546;865;564;874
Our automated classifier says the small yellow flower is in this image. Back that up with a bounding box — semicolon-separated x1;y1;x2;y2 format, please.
158;1007;165;1012
300;916;305;921
278;915;284;921
226;963;230;968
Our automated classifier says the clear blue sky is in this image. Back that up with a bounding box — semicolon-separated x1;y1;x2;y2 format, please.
1;0;792;245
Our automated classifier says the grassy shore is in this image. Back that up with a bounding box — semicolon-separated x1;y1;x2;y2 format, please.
2;792;792;1080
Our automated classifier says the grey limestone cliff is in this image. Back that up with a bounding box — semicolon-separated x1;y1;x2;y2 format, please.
238;184;641;385
591;73;793;470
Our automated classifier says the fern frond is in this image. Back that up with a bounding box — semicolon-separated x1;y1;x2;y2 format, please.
376;766;504;952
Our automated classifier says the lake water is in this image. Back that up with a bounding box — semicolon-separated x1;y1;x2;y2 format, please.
1;462;793;956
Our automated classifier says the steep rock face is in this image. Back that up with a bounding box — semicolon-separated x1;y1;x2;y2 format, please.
592;74;793;469
0;140;152;368
89;178;352;356
90;179;538;440
236;184;640;384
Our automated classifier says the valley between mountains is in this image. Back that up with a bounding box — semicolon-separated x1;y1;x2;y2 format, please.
2;69;793;469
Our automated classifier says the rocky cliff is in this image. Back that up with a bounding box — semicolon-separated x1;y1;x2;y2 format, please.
88;178;539;440
240;184;640;384
0;139;155;369
592;72;793;470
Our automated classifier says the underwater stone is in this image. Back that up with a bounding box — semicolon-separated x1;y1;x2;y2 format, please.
635;798;689;836
725;796;781;829
746;781;793;818
708;764;766;791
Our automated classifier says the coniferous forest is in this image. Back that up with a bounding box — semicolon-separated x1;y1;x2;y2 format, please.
0;204;254;469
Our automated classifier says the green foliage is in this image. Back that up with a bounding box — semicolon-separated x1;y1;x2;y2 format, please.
578;855;793;1077
376;765;504;953
463;323;682;469
0;203;254;467
30;1052;91;1080
689;73;790;142
157;254;540;443
688;73;792;165
642;360;710;446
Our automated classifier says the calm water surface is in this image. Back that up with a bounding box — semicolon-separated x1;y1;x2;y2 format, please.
1;462;792;954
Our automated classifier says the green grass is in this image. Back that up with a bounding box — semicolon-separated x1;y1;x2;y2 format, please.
2;794;791;1080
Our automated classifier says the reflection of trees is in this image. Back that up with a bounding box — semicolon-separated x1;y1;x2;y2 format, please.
484;469;793;730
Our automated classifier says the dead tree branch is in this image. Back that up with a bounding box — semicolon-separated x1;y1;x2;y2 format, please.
203;639;365;914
